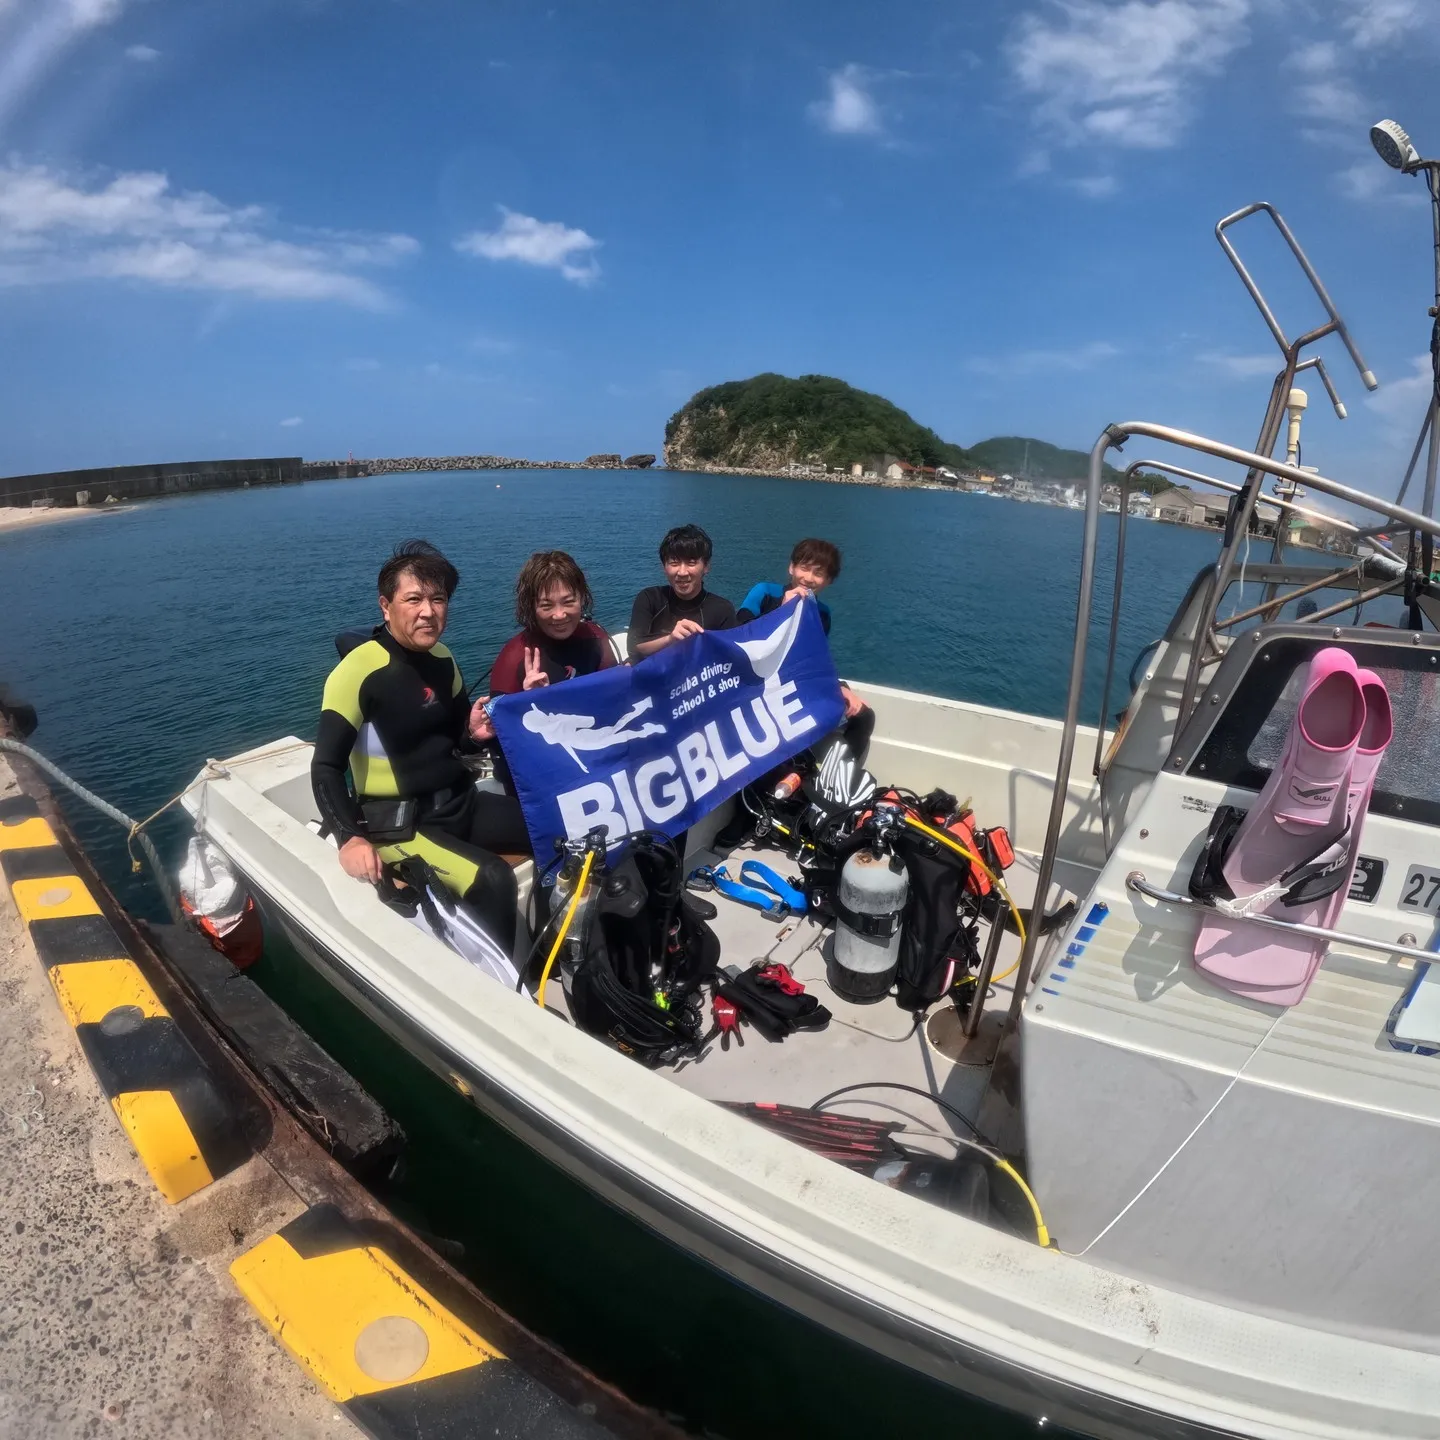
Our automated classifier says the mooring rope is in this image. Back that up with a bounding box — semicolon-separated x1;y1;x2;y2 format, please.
0;737;184;923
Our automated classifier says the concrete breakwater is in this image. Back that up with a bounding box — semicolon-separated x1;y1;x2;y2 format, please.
0;457;302;509
305;453;657;479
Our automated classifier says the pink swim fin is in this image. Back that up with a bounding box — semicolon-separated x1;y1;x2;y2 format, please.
1321;668;1393;931
1193;647;1365;1006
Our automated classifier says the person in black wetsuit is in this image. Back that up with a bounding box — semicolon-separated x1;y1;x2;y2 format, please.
489;551;617;695
627;524;736;660
311;540;522;950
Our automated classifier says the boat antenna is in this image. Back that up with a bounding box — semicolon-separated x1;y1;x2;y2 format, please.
1368;118;1440;584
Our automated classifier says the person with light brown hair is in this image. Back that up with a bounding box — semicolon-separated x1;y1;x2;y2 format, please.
488;550;617;695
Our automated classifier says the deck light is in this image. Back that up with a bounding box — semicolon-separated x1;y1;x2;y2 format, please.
1371;119;1420;173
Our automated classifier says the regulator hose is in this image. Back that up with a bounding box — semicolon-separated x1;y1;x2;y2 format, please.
810;1080;1051;1247
535;849;595;1011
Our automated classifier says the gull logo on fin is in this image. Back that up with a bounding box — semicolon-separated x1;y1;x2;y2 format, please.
1291;781;1337;802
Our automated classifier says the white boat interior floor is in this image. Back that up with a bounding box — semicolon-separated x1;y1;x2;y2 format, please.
632;840;1099;1151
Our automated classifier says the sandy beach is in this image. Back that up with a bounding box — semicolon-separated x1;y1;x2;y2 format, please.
0;505;114;535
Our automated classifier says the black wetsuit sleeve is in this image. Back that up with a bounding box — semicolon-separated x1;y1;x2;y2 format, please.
450;655;481;753
628;588;663;651
312;710;366;843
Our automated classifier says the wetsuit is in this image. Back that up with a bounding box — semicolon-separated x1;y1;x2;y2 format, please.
312;625;518;949
736;582;832;636
489;621;616;695
627;585;736;653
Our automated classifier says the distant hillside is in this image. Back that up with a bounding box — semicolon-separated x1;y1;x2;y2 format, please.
967;435;1173;494
664;374;971;472
967;435;1120;485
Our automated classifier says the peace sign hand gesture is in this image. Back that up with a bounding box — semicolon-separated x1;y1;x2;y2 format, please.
522;647;550;691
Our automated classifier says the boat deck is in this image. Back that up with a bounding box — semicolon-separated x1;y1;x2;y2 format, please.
636;838;1090;1149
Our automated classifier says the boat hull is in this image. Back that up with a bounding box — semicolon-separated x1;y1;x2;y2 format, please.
252;884;1234;1440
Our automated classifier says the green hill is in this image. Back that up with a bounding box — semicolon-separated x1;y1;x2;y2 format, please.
662;374;1169;492
968;435;1127;485
664;373;971;472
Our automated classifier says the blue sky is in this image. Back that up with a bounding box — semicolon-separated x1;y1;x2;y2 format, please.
2;0;1438;492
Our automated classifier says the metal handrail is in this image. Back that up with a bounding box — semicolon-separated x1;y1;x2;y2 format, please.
1005;420;1440;1030
1111;425;1440;538
1093;454;1405;778
1125;871;1435;966
1178;206;1378;729
1216;203;1377;396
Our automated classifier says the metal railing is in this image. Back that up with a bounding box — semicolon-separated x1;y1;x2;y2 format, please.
1004;422;1440;1028
1126;871;1436;966
1092;455;1379;780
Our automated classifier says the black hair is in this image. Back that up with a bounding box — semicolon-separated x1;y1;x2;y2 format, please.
659;523;713;564
378;539;460;600
791;537;841;581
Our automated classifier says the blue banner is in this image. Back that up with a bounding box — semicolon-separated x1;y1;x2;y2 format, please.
489;598;844;858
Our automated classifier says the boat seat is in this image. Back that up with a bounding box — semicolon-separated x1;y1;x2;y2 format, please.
497;852;530;870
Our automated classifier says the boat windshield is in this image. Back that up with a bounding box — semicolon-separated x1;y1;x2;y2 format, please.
1189;634;1440;827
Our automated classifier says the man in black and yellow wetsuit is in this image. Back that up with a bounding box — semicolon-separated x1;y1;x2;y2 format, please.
311;540;519;951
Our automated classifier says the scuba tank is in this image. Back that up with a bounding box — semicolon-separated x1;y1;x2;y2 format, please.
831;806;908;1002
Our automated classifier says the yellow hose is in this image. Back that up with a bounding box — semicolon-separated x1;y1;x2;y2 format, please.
535;850;594;1010
992;1155;1052;1248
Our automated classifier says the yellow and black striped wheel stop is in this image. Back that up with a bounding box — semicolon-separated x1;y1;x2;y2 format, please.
0;792;247;1203
232;1205;606;1438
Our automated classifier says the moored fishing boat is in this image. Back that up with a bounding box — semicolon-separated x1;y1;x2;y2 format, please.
182;156;1440;1438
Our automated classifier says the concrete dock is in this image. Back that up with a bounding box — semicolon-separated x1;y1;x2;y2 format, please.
0;740;652;1440
0;758;347;1439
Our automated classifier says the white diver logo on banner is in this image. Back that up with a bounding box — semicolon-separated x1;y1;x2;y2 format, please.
489;597;844;857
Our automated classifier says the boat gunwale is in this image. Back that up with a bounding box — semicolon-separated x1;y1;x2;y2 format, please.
185;727;1440;1440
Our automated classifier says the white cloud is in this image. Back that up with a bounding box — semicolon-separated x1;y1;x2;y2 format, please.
808;64;882;137
1344;0;1433;48
1282;1;1439;196
124;43;158;61
344;357;381;371
0;160;418;306
1285;37;1364;129
1336;157;1428;205
455;207;599;284
1006;0;1250;150
1366;355;1434;426
1068;173;1118;198
1017;150;1052;178
967;340;1121;377
0;0;130;128
279;415;302;427
1199;351;1282;379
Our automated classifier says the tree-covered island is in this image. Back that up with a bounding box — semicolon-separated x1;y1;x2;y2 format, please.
664;373;1164;490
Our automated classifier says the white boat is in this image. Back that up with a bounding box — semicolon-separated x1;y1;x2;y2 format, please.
185;192;1440;1437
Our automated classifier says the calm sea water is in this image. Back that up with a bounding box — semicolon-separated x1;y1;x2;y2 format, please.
0;470;1305;1437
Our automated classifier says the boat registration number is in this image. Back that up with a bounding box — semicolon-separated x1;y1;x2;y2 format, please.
1399;865;1440;913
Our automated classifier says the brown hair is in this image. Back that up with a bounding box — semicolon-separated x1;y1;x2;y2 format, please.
790;537;842;581
378;539;459;600
514;550;593;627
